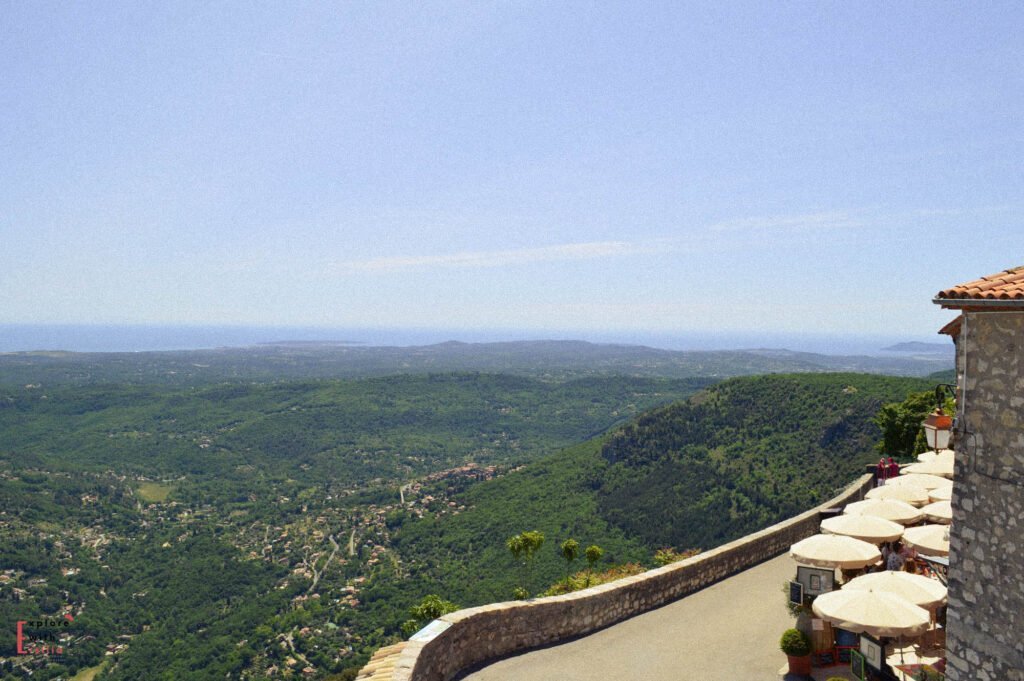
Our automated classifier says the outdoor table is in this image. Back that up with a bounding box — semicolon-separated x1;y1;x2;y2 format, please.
886;638;946;681
892;660;946;680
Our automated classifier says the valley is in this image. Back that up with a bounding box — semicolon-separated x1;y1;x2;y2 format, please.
0;347;940;680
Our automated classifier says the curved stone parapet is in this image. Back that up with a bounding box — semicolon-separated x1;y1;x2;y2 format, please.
357;474;874;681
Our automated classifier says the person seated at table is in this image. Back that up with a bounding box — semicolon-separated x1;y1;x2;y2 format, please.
899;543;917;573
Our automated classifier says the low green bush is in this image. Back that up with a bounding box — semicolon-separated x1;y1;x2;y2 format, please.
779;628;812;656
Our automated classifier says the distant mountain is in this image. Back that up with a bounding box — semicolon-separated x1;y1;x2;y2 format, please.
0;339;953;386
881;342;953;354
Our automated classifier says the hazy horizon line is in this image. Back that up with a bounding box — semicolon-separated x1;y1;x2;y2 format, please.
0;322;951;357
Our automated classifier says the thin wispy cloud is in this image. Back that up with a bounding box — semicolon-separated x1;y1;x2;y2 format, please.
907;206;1019;218
334;240;653;273
327;203;1001;277
331;212;864;275
710;212;861;232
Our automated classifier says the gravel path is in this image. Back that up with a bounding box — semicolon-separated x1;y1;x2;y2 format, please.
463;553;795;681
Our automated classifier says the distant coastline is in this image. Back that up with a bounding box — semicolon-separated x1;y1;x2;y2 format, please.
256;339;366;347
880;341;953;354
0;323;948;357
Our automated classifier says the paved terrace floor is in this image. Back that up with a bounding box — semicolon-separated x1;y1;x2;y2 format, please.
462;553;795;681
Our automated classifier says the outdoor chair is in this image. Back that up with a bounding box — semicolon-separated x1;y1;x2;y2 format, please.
834;627;858;663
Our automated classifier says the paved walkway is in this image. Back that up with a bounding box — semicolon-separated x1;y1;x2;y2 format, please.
463;553;796;681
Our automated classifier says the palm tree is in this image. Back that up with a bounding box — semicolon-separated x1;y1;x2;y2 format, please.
507;530;544;597
560;539;580;588
584;544;604;586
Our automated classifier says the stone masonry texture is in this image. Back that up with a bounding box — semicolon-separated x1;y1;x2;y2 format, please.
945;312;1024;681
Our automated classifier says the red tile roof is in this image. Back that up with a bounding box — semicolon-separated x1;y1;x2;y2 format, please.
935;266;1024;305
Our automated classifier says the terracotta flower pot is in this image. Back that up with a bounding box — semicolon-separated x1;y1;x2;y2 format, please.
787;653;812;675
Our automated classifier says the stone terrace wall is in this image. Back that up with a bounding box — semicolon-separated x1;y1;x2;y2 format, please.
357;474;874;681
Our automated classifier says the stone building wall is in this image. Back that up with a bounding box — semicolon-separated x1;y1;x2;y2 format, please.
357;474;874;681
945;312;1024;681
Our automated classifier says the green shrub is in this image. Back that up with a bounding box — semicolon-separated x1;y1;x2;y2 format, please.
541;562;647;596
653;547;701;566
781;581;811;617
402;594;459;637
779;628;812;656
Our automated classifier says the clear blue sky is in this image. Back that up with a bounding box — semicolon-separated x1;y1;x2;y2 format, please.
2;2;1021;340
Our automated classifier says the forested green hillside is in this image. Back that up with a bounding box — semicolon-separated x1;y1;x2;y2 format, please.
0;373;707;680
0;371;932;680
596;373;932;549
377;373;932;611
1;374;709;483
390;439;648;605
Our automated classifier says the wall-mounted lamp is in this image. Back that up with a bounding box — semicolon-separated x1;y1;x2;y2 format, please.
922;384;957;451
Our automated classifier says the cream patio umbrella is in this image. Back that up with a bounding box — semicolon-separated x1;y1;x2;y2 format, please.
916;449;954;464
843;571;947;611
789;534;882;569
887;473;954;491
928;486;953;503
844;499;924;525
865;484;930;506
811;588;931;638
920;500;952;524
820;514;905;544
902;524;950;557
903;460;955;479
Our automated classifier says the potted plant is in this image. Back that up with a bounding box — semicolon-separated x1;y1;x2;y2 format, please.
780;627;812;675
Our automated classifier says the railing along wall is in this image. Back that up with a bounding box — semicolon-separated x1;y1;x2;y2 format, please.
357;473;875;681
